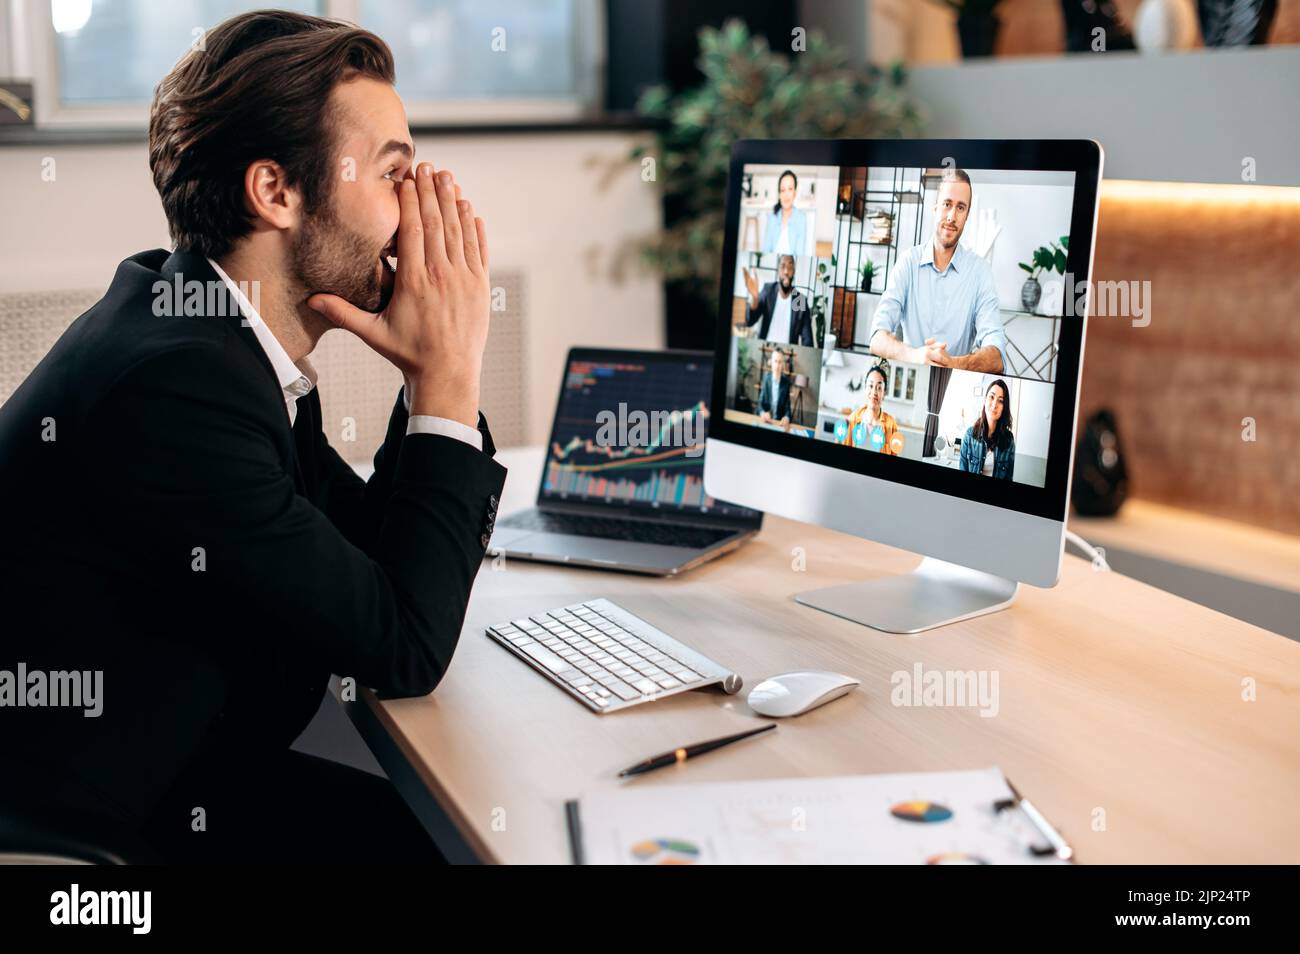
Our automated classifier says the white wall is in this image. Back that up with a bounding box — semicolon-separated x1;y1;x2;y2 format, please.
1013;378;1053;460
909;46;1300;187
0;131;664;444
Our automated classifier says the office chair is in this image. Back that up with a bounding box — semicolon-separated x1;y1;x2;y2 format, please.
0;791;156;865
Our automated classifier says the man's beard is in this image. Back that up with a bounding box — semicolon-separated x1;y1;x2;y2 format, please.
936;223;961;250
292;204;395;314
779;276;793;292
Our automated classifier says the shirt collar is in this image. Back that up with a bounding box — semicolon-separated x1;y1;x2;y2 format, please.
207;257;316;407
921;241;966;273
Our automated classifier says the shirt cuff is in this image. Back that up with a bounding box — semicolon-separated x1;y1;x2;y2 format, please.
406;414;483;450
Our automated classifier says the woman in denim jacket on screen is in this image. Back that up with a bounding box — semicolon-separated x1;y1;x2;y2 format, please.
959;379;1016;480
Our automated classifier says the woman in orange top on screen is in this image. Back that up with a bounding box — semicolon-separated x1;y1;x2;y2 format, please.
839;365;903;454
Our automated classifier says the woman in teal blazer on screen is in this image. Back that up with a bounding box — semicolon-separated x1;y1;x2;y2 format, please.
763;169;808;254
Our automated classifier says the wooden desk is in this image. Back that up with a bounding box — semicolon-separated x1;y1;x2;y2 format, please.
1070;501;1300;640
724;409;814;438
1071;500;1300;596
346;447;1300;864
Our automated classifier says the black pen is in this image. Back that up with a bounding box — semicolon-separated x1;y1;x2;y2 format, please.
617;724;776;777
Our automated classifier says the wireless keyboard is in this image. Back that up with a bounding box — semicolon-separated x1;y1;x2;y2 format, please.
485;598;741;713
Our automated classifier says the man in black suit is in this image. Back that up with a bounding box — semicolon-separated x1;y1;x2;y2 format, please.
0;12;503;863
741;254;813;345
756;349;793;431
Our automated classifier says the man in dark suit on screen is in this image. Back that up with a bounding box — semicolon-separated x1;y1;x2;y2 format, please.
740;254;813;346
756;349;793;432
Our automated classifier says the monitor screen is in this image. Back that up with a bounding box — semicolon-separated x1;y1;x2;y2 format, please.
711;143;1100;523
541;351;760;521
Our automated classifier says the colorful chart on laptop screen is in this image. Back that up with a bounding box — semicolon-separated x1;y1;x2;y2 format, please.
630;838;701;864
890;800;953;823
542;357;757;519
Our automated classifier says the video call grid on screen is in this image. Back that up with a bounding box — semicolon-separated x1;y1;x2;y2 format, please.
715;145;1097;520
540;354;760;520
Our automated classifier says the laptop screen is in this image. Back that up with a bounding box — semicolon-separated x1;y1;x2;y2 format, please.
540;350;760;522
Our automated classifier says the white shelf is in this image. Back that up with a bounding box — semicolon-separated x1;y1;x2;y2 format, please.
907;46;1300;187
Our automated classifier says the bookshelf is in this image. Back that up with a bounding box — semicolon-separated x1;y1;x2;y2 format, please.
828;166;932;348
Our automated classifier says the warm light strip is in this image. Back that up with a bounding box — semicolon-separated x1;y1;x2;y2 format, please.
1102;179;1300;205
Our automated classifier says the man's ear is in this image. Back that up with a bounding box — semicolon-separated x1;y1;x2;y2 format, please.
243;159;300;231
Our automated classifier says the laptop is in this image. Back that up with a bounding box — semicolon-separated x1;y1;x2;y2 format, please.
490;347;763;575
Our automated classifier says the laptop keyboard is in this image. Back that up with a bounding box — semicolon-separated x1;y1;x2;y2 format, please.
498;509;736;550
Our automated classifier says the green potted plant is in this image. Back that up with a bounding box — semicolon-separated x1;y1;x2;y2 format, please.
735;339;754;412
859;259;875;293
1018;236;1068;313
626;20;919;335
811;256;835;348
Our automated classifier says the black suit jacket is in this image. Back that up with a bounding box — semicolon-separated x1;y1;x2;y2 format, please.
757;372;791;421
0;250;507;828
745;283;813;346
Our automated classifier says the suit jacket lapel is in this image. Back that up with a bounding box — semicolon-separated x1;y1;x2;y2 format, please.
159;250;306;492
291;393;317;495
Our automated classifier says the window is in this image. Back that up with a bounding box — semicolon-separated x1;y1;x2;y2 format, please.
17;0;602;127
890;365;917;403
358;0;599;123
53;0;322;106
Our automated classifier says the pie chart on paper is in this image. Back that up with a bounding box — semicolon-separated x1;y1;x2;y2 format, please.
890;800;954;823
630;838;701;864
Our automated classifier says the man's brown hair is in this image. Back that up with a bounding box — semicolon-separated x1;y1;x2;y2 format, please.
149;10;394;259
941;167;972;199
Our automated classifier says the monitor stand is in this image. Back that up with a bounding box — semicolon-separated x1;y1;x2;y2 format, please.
794;557;1019;634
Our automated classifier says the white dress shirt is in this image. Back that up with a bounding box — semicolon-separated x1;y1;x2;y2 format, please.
767;371;784;417
208;258;481;450
773;221;792;254
766;289;794;344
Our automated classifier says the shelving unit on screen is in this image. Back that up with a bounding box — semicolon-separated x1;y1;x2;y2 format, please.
828;166;931;348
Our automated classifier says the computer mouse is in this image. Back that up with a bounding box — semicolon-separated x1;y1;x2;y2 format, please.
746;671;859;718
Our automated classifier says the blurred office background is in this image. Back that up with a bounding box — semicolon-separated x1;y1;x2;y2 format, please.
1;1;1297;651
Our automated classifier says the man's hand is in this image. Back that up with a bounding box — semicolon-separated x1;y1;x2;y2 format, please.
871;329;929;368
759;410;772;424
920;340;1004;372
308;163;490;427
743;267;761;308
780;416;791;433
922;338;953;367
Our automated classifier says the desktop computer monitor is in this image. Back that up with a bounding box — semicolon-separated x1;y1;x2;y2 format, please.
703;139;1103;633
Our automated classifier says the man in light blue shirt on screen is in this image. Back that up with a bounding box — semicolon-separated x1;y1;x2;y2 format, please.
869;169;1005;373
